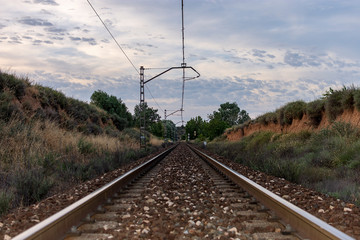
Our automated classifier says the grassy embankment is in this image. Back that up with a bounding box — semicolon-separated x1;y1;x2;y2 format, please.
0;71;159;216
208;86;360;205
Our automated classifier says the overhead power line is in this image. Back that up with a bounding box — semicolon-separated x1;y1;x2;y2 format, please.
87;0;139;74
87;0;165;113
145;85;164;113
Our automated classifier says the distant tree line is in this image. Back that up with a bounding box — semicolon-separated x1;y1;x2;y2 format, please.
185;102;250;140
90;90;176;138
91;91;250;141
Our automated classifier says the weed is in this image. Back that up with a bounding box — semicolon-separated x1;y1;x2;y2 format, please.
306;99;325;127
0;71;29;99
300;167;333;184
341;87;356;110
14;168;53;205
283;100;307;125
0;190;13;216
244;131;274;151
208;126;360;206
37;85;67;109
331;121;359;139
353;89;360;111
316;179;360;203
325;88;345;122
77;137;94;155
257;112;278;125
276;107;285;126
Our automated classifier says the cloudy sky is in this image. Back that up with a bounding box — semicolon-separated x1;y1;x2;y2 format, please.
1;0;360;124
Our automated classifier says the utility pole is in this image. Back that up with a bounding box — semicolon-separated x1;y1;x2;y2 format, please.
140;66;146;148
164;109;167;140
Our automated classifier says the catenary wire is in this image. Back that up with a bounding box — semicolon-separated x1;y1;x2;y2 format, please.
145;85;164;113
87;0;165;114
87;0;139;74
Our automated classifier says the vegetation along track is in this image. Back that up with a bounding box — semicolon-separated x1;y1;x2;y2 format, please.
12;143;354;240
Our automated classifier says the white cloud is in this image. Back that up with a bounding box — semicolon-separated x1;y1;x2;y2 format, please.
1;0;360;123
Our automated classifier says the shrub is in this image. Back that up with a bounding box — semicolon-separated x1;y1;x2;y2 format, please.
276;107;285;126
37;85;67;109
306;99;325;127
77;138;94;154
256;112;277;125
122;128;139;140
315;179;359;204
353;89;360;111
14;168;53;205
331;121;359;139
0;91;16;121
341;87;355;110
66;98;89;122
0;72;29;99
111;114;128;131
300;167;333;184
0;191;13;216
105;126;120;138
78;122;103;135
244;131;274;151
325;89;345;122
283;101;307;125
44;107;60;122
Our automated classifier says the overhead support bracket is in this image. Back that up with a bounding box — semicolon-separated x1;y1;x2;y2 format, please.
144;66;200;84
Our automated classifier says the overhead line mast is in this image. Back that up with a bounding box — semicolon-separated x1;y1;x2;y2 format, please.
139;0;200;148
180;0;186;125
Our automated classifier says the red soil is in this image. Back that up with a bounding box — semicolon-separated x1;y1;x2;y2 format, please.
226;109;360;141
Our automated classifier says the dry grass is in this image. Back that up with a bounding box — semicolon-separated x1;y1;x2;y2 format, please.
0;117;150;213
149;135;164;146
0;118;138;170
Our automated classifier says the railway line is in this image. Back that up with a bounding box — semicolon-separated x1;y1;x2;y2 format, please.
9;144;357;239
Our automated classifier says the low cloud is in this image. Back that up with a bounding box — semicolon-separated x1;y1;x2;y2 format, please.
69;36;97;45
284;51;322;67
0;23;6;29
8;36;22;44
45;27;67;34
18;17;53;26
70;36;81;41
33;0;58;6
40;9;53;15
82;37;97;45
252;49;266;58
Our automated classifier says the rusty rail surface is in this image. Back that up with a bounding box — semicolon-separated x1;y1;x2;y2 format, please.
188;144;354;240
12;144;177;240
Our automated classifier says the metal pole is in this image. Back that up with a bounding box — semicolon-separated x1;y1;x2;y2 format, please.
164;109;167;140
140;66;146;148
180;0;186;125
181;0;185;65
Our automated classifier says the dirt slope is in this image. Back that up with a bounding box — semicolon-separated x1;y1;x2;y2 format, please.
226;109;360;141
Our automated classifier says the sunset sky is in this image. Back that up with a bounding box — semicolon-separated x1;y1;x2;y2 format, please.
1;0;360;124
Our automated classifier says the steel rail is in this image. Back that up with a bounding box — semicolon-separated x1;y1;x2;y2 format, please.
188;144;354;240
13;144;178;240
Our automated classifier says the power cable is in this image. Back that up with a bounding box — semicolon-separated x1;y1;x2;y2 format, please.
87;0;139;74
145;85;164;113
87;0;165;113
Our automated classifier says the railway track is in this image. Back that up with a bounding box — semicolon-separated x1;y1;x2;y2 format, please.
12;143;354;240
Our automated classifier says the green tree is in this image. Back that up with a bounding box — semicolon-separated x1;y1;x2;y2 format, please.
217;102;240;126
150;121;164;137
163;120;176;140
134;102;161;136
205;117;228;140
209;102;251;126
90;90;133;129
238;109;251;124
185;116;205;140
